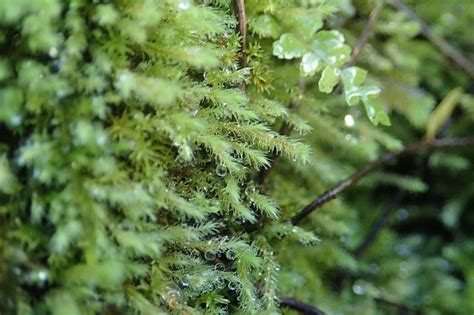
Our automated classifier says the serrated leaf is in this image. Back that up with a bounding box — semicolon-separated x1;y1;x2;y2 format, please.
318;66;340;93
272;33;305;59
426;87;463;140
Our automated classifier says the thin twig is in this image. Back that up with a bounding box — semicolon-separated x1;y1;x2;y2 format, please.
335;3;383;93
346;3;384;67
353;191;405;258
291;136;474;225
235;0;247;67
389;0;474;79
279;295;326;315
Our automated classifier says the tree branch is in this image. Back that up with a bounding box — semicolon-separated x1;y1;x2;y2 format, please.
346;3;384;68
353;191;405;258
279;295;326;315
235;0;247;67
291;136;474;225
388;0;474;79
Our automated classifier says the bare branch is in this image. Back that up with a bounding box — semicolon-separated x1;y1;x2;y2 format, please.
291;136;474;225
279;295;326;315
346;3;384;67
353;191;405;258
235;0;247;67
389;0;474;79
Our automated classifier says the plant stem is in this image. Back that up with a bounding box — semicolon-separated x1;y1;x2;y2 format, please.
235;0;247;67
353;191;405;258
279;295;326;315
346;3;384;67
291;136;474;225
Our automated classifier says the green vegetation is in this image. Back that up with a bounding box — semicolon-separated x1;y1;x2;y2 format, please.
1;0;474;314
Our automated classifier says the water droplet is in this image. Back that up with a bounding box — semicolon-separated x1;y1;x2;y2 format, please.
33;269;50;285
274;266;280;272
215;263;225;271
244;186;256;196
10;115;23;127
441;259;451;271
96;134;107;146
369;263;379;274
204;250;216;261
215;164;227;177
396;245;411;257
344;114;355;127
225;249;236;260
178;0;191;10
180;281;189;289
49;47;58;58
228;281;238;291
352;280;365;295
55;89;68;99
167;288;181;299
397;208;409;221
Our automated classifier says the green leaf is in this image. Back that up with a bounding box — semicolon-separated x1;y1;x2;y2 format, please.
341;67;389;125
363;98;391;126
318;66;340;93
300;30;350;77
426;87;463;140
272;33;305;59
251;15;281;39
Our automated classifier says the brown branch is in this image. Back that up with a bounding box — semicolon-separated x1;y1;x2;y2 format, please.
353;191;405;258
335;3;383;93
388;0;474;79
235;0;247;67
291;136;474;225
279;295;326;315
346;3;384;68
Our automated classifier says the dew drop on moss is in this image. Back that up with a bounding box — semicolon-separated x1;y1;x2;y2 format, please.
204;250;216;261
215;164;227;177
225;249;236;260
215;262;225;271
228;281;238;291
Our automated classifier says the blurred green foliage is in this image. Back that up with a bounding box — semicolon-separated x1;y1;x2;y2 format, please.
0;0;473;314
